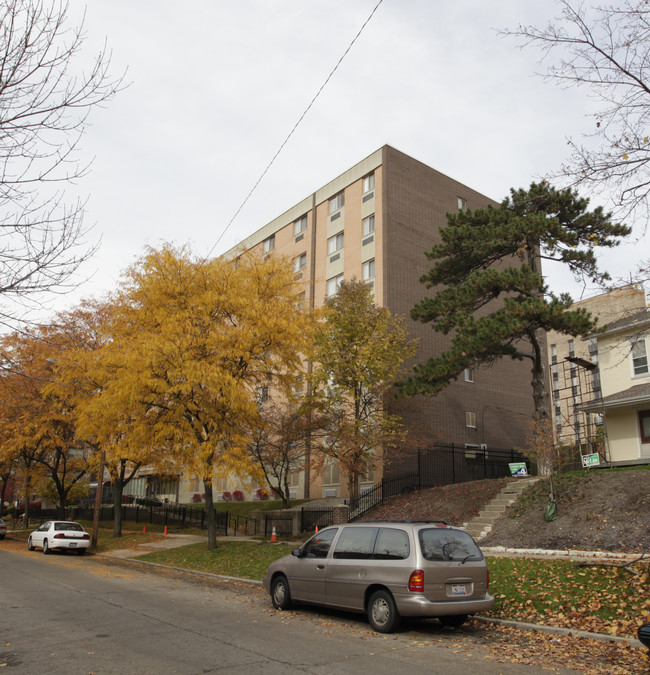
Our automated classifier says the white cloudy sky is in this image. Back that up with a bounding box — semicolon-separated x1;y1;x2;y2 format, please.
49;0;647;317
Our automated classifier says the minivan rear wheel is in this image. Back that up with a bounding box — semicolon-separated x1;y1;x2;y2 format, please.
270;575;292;610
367;589;400;633
439;614;468;629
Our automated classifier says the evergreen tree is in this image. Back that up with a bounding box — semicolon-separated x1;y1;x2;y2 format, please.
399;182;630;420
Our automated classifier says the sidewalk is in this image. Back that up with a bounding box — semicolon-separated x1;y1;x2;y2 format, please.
103;532;256;559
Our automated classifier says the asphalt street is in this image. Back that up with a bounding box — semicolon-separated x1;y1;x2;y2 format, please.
0;545;576;675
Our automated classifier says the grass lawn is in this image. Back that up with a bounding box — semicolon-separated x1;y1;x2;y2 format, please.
137;541;649;639
487;556;649;638
138;540;294;579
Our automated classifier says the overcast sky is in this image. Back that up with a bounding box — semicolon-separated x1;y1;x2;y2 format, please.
50;0;648;318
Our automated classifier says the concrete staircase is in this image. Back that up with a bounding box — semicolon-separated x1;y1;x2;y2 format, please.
463;477;540;541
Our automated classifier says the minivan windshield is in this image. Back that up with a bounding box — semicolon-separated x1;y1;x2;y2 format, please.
418;528;482;562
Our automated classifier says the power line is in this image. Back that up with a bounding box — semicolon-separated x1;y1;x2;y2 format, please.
207;0;385;258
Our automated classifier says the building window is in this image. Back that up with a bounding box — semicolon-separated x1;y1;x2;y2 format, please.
551;344;557;364
458;197;467;210
327;274;343;297
293;215;307;236
464;368;473;383
294;253;307;273
263;235;275;253
363;214;375;236
322;460;340;486
329;191;344;214
362;258;375;281
568;339;575;358
363;172;375;193
632;339;649;375
465;411;476;428
327;232;344;254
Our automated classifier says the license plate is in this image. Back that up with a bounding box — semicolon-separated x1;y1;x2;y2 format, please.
69;542;77;547
451;584;466;596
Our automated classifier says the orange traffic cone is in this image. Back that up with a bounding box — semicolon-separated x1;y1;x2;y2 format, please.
163;526;168;536
270;526;277;543
143;525;146;534
315;525;318;533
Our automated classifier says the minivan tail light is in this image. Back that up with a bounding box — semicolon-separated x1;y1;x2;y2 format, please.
408;569;424;592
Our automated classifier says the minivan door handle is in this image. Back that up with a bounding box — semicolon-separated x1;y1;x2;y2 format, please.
317;564;325;570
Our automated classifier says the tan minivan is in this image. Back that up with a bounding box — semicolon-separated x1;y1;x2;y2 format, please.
262;520;494;633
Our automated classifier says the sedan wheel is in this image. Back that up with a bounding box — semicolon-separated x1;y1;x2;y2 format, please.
368;589;400;633
27;537;34;551
270;575;292;610
42;539;50;554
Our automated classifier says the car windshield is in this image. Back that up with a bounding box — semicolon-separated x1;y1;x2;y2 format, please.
418;528;482;562
55;522;83;531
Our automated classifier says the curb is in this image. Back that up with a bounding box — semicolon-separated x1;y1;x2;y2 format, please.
481;546;647;562
475;615;645;649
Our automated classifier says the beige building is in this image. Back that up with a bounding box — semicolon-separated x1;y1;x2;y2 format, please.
547;284;648;464
220;146;536;499
582;303;650;465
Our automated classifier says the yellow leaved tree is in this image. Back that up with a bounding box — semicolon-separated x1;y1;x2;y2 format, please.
84;245;317;548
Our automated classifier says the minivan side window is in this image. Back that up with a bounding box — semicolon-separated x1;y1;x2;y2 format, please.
374;528;410;560
418;529;482;562
333;527;377;559
302;528;338;559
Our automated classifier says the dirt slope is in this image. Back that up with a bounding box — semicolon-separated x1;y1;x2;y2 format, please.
481;469;650;553
366;469;650;554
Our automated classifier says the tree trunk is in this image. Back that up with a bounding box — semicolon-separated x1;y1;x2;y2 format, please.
204;479;217;550
348;470;360;503
530;328;551;420
22;475;30;530
112;477;124;538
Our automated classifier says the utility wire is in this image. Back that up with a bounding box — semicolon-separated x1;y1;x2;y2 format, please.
207;0;385;257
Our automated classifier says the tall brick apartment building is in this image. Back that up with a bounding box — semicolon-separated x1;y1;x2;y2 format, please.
227;146;536;499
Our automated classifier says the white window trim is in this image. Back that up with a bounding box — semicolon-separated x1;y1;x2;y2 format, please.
631;338;649;376
327;274;344;296
293;215;307;235
327;232;344;254
362;259;375;281
294;253;307;273
329;192;344;214
363;214;375;236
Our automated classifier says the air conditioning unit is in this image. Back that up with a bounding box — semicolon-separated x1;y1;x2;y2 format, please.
480;443;488;450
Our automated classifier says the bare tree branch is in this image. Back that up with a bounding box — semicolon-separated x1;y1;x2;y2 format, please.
502;1;650;228
0;0;123;323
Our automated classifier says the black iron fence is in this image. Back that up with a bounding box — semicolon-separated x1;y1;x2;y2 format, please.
22;503;250;536
349;443;529;520
300;507;335;533
264;513;294;537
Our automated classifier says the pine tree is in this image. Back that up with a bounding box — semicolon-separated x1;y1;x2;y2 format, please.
399;182;630;420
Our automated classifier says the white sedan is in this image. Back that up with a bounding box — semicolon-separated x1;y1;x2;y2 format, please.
28;521;90;555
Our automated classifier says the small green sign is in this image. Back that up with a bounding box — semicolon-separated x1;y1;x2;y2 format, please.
581;453;600;468
509;462;528;477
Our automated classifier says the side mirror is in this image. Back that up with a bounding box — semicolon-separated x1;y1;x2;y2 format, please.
291;548;302;557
